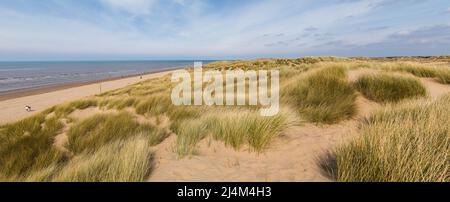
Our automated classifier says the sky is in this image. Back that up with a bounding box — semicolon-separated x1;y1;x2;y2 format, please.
0;0;449;61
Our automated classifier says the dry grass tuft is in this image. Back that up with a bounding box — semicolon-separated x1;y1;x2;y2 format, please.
391;62;438;77
52;135;154;182
67;112;164;154
355;73;427;103
435;68;450;84
0;115;65;180
174;109;293;157
51;99;98;118
332;94;450;182
173;118;209;157
289;66;357;123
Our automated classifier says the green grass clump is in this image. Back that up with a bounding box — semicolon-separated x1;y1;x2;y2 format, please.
167;105;203;131
99;98;137;110
393;63;437;77
355;73;427;103
332;94;450;182
135;95;172;116
67;112;163;154
52;135;153;182
174;119;208;157
70;99;98;110
0;114;46;147
435;68;450;84
1;112;159;181
207;111;289;151
0;115;64;179
174;110;291;157
382;62;450;85
290;66;357;123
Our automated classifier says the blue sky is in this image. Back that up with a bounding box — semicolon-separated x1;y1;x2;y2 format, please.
0;0;449;60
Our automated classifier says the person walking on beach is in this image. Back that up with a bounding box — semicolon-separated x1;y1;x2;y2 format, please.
25;105;32;112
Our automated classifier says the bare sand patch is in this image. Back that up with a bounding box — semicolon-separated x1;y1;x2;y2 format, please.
148;121;361;182
420;78;450;98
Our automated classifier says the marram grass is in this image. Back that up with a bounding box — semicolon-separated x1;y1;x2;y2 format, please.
355;73;427;103
0;115;65;181
52;135;153;182
289;66;357;124
332;94;450;182
67;112;165;154
174;109;293;157
435;68;450;84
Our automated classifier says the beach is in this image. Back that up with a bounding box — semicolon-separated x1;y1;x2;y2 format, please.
0;69;176;124
0;58;449;182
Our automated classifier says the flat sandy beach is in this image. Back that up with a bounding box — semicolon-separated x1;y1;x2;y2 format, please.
0;69;176;124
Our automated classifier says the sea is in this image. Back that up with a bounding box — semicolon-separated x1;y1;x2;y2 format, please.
0;60;212;93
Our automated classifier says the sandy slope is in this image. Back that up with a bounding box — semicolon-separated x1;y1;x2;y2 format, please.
0;70;174;124
148;122;360;182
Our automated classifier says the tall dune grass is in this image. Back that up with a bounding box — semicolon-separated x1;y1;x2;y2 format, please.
355;73;427;103
207;110;289;151
51;99;98;118
332;95;450;182
1;112;157;181
135;94;172;116
0;115;64;180
380;62;450;84
52;135;153;182
435;68;450;84
174;119;208;157
391;62;437;77
174;110;292;157
99;97;137;110
167;105;203;131
67;112;164;154
289;66;357;123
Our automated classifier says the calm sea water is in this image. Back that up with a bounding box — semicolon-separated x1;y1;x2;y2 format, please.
0;60;212;93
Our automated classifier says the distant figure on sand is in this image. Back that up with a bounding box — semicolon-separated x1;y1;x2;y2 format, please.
25;106;32;112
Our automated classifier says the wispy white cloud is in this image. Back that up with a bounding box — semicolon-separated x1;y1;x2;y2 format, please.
99;0;157;15
0;0;449;60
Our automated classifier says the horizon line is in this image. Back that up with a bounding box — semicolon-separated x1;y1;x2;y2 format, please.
1;55;449;63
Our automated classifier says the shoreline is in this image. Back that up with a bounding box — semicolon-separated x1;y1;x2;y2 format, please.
0;67;182;124
0;66;184;102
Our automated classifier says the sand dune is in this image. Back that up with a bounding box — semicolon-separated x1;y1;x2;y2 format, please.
1;64;449;182
146;69;450;182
